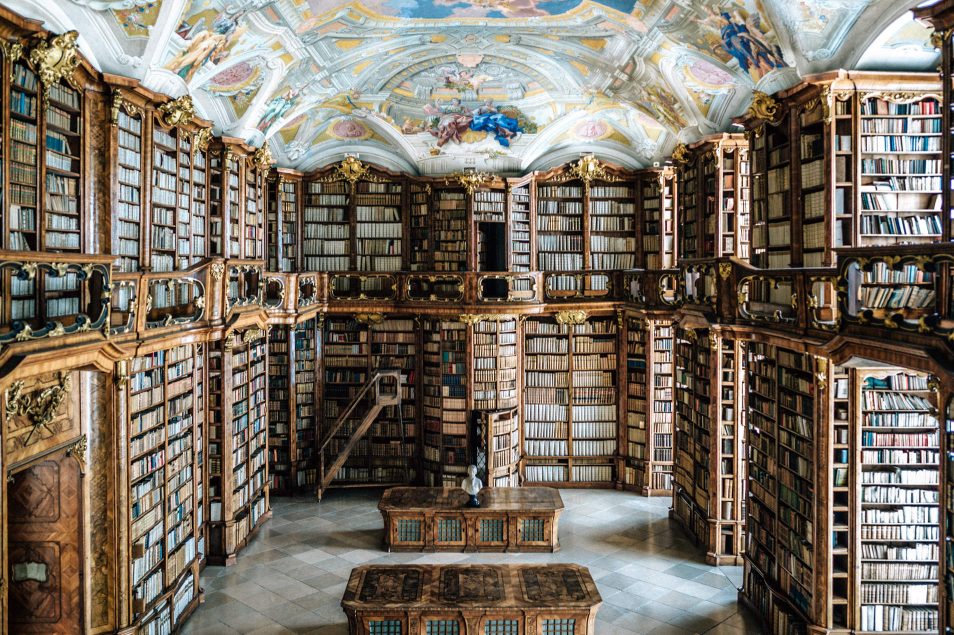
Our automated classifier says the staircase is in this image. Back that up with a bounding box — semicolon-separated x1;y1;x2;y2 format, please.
315;369;402;501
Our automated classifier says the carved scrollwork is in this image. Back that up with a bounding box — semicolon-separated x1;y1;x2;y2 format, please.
555;310;587;325
670;143;689;164
355;313;386;325
551;155;621;194
861;91;942;105
210;262;225;282
446;170;496;195
718;262;732;280
158;95;196;128
66;434;88;475
253;145;273;169
194;127;212;153
458;313;518;325
28;31;80;94
315;156;384;193
746;91;781;124
6;371;72;447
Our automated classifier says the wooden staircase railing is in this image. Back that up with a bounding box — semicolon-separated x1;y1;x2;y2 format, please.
315;369;402;501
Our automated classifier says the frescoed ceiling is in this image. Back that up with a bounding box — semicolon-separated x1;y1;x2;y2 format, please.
10;0;939;174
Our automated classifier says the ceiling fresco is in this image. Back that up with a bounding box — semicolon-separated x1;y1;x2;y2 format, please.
14;0;940;174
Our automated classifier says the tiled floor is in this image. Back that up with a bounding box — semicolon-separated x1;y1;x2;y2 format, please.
183;489;764;634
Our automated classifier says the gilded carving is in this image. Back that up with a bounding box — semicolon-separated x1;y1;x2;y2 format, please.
552;154;621;194
28;30;80;92
316;156;384;193
66;434;87;474
6;371;73;447
555;310;587;325
447;170;495;195
670;143;689;164
718;262;732;280
158;94;196;128
355;313;386;325
210;262;225;282
814;356;828;391
746;91;781;124
253;145;273;169
458;314;518;324
194;127;212;153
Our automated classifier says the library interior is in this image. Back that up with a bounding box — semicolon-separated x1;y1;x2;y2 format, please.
5;0;954;634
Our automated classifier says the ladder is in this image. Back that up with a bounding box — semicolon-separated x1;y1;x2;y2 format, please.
315;369;401;501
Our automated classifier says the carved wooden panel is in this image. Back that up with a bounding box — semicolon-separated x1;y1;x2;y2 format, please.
8;451;83;634
4;371;78;465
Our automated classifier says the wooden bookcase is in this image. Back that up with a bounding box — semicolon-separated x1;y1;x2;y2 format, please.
206;327;270;565
508;175;534;272
522;314;618;487
107;85;212;273
319;315;418;489
122;342;204;631
266;169;302;272
639;168;677;269
422;317;470;486
205;138;268;260
294;317;319;490
674;133;750;260
478;408;521;487
622;316;676;495
671;326;746;564
738;73;942;268
267;325;292;494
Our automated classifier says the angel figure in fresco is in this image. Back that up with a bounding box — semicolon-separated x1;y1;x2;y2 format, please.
703;7;785;77
165;10;247;84
470;100;522;147
425;98;473;147
256;85;303;135
440;66;493;93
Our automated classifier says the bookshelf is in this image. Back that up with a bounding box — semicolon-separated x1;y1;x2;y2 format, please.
176;131;193;270
589;182;637;269
409;181;431;271
640;170;676;269
421;318;469;486
677;153;700;259
671;327;746;564
267;325;292;494
191;131;208;265
471;317;518;410
150;122;179;272
474;186;508;272
303;180;350;271
536;182;584;271
227;152;241;258
115;106;144;273
522;315;618;487
508;176;533;272
124;344;203;631
434;188;468;272
291;318;317;491
9;60;41;252
738;74;942;267
479;408;520;487
832;366;941;633
244;155;266;261
266;170;301;273
355;181;403;271
743;342;818;632
206;328;270;565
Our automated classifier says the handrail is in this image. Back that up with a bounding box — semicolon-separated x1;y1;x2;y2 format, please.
316;369;400;456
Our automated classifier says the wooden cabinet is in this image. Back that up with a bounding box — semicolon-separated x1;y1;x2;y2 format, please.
378;487;563;552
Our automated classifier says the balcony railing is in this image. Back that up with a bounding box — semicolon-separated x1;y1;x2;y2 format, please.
0;252;112;348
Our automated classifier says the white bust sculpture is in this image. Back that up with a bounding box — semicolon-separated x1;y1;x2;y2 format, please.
461;464;482;507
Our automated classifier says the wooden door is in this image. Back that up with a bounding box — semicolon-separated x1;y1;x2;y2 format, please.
8;449;83;634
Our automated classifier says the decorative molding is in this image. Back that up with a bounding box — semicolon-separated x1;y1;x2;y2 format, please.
28;31;80;96
814;356;828;391
66;434;88;475
446;171;496;195
115;360;129;387
458;313;518;324
555;310;587;325
551;154;621;194
158;95;196;128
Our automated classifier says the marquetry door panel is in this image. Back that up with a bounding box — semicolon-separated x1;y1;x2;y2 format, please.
8;450;83;634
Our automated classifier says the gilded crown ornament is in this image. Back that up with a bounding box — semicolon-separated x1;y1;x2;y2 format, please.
555;310;587;325
159;95;196;128
447;171;495;196
29;30;80;92
317;156;384;193
253;146;273;169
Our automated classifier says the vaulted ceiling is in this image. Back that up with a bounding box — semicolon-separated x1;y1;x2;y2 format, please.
12;0;939;174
